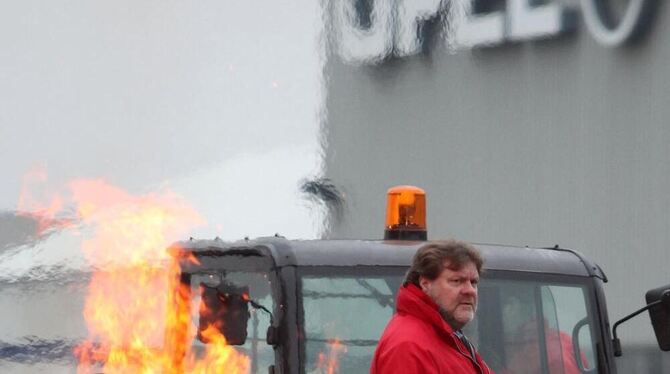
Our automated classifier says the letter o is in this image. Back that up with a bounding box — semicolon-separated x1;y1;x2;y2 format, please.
581;0;655;46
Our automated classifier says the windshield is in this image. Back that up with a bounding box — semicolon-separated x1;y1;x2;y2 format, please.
299;268;599;374
299;267;404;373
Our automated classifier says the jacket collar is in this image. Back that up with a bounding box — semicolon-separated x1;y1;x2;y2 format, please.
396;284;456;337
396;284;491;374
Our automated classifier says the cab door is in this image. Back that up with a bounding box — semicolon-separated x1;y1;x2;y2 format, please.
466;272;601;374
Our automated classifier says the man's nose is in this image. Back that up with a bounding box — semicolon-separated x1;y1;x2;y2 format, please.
461;281;477;295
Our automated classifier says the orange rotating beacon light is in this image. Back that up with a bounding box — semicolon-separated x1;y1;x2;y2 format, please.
384;185;427;241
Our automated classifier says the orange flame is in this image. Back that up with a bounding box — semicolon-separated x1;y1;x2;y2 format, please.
17;172;250;373
187;326;250;373
70;180;250;373
16;164;72;235
315;339;347;374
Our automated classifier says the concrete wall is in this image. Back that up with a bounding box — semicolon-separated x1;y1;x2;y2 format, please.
322;1;670;371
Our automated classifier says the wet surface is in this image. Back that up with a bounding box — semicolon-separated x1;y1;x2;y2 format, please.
0;271;89;371
0;337;79;364
0;211;71;253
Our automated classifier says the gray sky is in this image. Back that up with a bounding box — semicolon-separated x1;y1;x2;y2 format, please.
0;0;325;244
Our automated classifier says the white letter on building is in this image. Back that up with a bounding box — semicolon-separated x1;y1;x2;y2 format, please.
453;0;505;48
581;0;654;47
394;0;444;57
507;0;574;41
333;0;394;64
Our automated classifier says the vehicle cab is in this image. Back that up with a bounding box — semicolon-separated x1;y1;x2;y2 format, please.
168;237;618;374
165;186;668;373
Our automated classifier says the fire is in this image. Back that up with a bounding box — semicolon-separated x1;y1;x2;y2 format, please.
16;164;72;235
187;326;250;373
315;339;347;374
18;173;250;373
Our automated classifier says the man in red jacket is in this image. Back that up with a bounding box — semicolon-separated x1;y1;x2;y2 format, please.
370;240;492;374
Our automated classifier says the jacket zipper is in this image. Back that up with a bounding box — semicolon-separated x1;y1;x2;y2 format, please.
452;334;491;374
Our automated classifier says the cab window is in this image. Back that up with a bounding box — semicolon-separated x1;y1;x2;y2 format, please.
188;270;275;374
298;269;599;374
467;277;598;374
299;267;405;374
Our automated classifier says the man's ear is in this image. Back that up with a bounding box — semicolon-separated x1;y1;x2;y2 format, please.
419;276;431;293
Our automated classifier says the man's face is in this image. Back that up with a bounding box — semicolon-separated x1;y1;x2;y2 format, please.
420;261;479;330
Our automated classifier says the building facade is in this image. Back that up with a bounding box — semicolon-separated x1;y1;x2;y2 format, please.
322;1;670;371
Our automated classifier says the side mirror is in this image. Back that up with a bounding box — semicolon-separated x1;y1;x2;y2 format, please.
646;284;670;351
197;282;250;345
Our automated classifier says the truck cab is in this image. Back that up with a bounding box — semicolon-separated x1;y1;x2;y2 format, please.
165;186;668;373
168;237;615;373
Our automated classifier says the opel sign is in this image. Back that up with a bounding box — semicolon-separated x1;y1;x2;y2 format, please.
331;0;658;64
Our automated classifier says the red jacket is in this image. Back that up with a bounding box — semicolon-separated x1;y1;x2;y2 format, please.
370;284;493;374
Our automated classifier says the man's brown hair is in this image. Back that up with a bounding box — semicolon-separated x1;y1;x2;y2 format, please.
404;239;483;287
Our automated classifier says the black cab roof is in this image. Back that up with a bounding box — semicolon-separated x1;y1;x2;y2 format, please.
171;237;606;280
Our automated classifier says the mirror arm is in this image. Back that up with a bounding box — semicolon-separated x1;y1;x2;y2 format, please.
247;299;279;346
612;299;662;357
248;299;274;324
